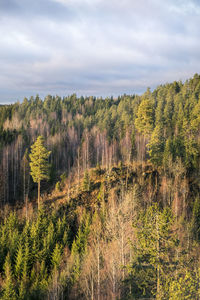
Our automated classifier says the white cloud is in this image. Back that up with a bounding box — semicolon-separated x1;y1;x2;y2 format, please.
0;0;200;102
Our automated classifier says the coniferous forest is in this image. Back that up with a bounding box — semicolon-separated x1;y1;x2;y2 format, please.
1;74;200;299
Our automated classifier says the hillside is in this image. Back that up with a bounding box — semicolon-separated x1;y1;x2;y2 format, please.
1;74;200;298
1;74;200;207
1;163;200;299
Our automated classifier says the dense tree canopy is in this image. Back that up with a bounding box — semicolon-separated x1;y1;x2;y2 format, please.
0;74;200;298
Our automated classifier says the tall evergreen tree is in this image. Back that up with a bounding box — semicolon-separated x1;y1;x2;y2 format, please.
147;125;164;166
2;253;17;300
135;99;154;136
52;243;62;270
29;136;51;208
83;169;90;192
15;243;24;280
128;204;178;299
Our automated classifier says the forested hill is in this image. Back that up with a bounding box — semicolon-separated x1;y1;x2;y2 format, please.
1;74;200;299
1;74;200;204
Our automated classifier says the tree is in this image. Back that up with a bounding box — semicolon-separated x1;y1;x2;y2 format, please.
83;169;90;192
2;253;17;300
15;243;24;280
22;148;30;219
52;243;62;269
168;270;198;299
135;99;154;136
29;136;51;209
192;197;200;241
147;125;164;166
128;204;178;299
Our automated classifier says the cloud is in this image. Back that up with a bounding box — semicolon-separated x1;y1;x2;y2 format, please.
0;0;200;103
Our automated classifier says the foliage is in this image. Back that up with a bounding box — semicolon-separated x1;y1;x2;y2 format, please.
83;170;90;192
192;197;200;241
1;74;200;204
128;204;178;298
135;99;154;136
0;206;71;299
1;74;200;298
29;136;51;207
29;136;51;184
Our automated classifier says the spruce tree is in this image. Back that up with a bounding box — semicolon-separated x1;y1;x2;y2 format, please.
128;204;178;299
52;243;62;269
83;169;90;192
2;253;17;300
18;280;26;300
15;243;24;280
29;136;51;209
147;125;164;166
192;197;200;241
135;99;154;136
22;238;30;284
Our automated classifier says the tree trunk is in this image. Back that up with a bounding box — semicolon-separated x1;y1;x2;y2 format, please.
112;259;116;300
24;157;26;204
156;214;160;299
38;180;40;209
25;195;28;220
91;269;94;300
77;147;80;191
97;239;100;300
121;226;125;281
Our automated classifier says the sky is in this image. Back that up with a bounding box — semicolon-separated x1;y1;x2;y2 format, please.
0;0;200;103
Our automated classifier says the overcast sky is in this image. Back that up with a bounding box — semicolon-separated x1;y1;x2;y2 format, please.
0;0;200;103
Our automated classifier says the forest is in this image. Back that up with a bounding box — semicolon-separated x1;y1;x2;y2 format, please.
1;74;200;299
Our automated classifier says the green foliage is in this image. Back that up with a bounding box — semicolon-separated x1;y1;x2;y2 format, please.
51;243;62;269
15;243;24;280
69;212;90;284
184;134;199;169
29;136;51;207
128;204;177;299
83;169;90;192
1;74;200;299
55;172;67;192
60;172;67;186
18;280;27;300
135;99;154;136
0;205;72;299
55;181;61;192
1;74;200;206
192;197;200;241
168;270;198;299
2;254;17;300
29;136;51;184
147;125;164;166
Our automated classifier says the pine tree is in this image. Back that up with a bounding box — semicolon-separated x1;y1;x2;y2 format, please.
2;253;17;300
135;99;154;136
52;243;62;269
83;169;90;192
168;270;197;299
192;197;200;241
147;125;164;166
18;280;26;300
29;136;51;208
128;204;178;299
22;238;30;284
70;240;81;284
15;243;24;280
